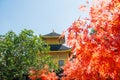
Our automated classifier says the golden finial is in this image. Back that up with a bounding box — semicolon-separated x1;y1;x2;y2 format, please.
52;29;54;32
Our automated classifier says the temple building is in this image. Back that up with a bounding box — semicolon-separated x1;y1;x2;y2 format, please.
42;30;71;67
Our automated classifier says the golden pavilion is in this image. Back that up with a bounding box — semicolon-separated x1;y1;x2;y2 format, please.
42;30;71;67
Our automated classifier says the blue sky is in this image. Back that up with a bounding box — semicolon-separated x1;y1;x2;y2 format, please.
0;0;89;35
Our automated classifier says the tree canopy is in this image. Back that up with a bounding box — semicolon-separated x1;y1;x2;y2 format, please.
62;0;120;79
0;29;56;80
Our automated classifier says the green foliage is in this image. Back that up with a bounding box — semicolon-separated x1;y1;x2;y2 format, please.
0;29;57;80
89;28;96;35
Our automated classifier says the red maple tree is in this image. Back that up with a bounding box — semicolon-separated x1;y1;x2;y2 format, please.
62;0;120;79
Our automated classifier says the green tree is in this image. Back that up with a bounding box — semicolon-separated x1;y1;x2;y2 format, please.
0;29;57;80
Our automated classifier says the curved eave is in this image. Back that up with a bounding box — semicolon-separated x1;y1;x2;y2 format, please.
49;49;71;53
42;36;60;38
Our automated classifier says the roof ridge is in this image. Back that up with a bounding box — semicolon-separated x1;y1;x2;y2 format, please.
43;30;61;36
